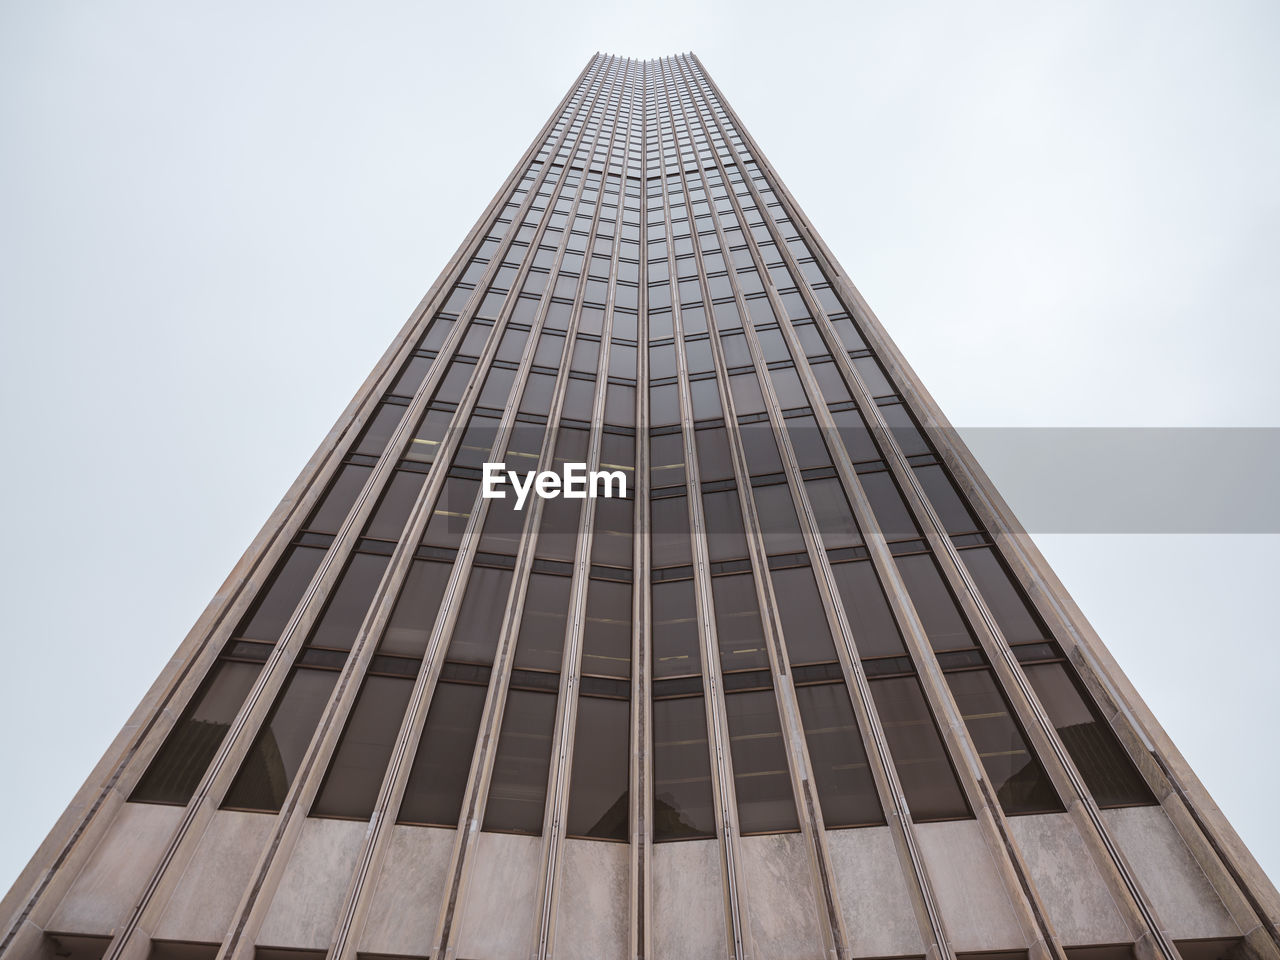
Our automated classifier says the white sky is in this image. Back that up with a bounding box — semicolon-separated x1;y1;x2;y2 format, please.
1;0;1276;895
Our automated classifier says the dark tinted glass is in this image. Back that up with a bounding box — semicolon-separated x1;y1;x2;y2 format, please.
653;696;716;840
961;547;1048;643
795;682;884;827
652;579;700;678
751;483;806;554
235;546;327;642
1024;662;1155;807
861;470;918;540
306;463;372;534
483;688;557;834
870;676;970;821
583;579;631;678
915;464;979;535
831;407;880;463
223;667;339;812
422;477;480;548
895;554;974;651
380;559;451;658
712;573;769;672
566;696;630;840
702;489;748;561
447;567;513;665
363;469;424;542
695;426;734;481
739;422;783;475
307;553;390;650
354;402;406;456
399;681;486;825
771;565;835;664
131;660;261;804
591;496;634;567
725;690;798;833
945;670;1062;815
831;560;905;658
805;477;860;549
650;495;691;567
515;573;572;671
312;675;414;819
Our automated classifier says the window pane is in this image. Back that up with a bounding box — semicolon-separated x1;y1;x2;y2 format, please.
363;469;425;542
795;683;884;828
752;483;806;554
235;546;327;642
306;464;372;534
223;667;339;812
380;559;450;658
307;553;389;650
484;689;557;834
831;560;905;658
354;402;406;456
583;579;631;678
725;690;797;833
313;675;414;819
861;470;919;540
567;696;630;839
1024;662;1155;807
945;670;1062;815
447;567;513;665
771;566;835;665
515;573;572;671
915;464;979;535
653;696;716;840
960;547;1048;643
399;681;486;825
652;579;700;678
712;573;769;672
869;676;970;821
805;477;860;550
131;660;261;805
895;554;975;651
650;495;691;567
702;489;748;561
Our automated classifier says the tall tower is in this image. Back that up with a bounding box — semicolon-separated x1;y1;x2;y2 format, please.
4;53;1275;960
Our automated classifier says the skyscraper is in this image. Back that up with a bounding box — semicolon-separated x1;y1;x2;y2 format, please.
3;49;1275;960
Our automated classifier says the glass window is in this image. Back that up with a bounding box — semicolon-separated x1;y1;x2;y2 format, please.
831;560;905;658
131;660;262;805
915;465;980;535
771;565;835;664
306;464;372;535
566;696;630;840
650;495;691;568
652;579;700;678
739;422;783;476
852;356;895;397
696;426;734;481
861;470;919;540
725;690;797;833
307;553;389;650
805;477;860;550
363;469;424;542
447;567;514;665
380;559;451;658
895;554;974;651
313;675;414;819
483;688;557;834
653;696;716;840
751;484;805;554
422;477;480;549
592;496;634;568
223;667;339;812
945;669;1062;815
712;573;769;672
786;415;831;470
235;546;327;642
650;431;686;489
960;548;1048;643
832;408;880;463
399;681;486;825
702;489;748;561
869;676;970;821
650;383;681;425
768;366;808;409
795;683;884;828
354;402;407;457
583;579;632;678
515;573;572;671
729;372;766;415
1024;662;1155;807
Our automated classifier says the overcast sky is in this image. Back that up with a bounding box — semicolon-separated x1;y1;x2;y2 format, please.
2;0;1276;894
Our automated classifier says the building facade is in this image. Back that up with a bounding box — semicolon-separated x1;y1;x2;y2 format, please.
3;52;1276;960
